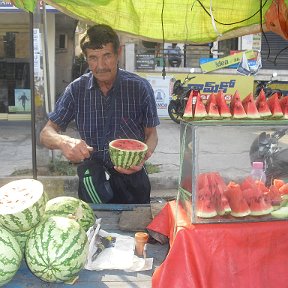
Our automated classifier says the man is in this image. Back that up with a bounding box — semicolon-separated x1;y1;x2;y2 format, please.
40;24;159;204
167;43;182;67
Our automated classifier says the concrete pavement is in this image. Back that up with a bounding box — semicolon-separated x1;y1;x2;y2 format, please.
0;118;180;198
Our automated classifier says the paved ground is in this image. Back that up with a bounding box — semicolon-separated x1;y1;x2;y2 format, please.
0;118;180;191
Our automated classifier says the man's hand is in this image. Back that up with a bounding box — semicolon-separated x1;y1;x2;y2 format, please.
114;160;145;175
60;138;93;163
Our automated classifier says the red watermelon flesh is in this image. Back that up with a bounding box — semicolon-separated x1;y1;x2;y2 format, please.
265;185;282;207
196;188;217;218
206;102;221;119
267;93;284;118
279;96;288;119
214;185;231;215
216;90;231;118
193;93;207;119
183;91;194;118
257;101;272;118
231;100;247;119
242;93;261;119
225;182;250;217
242;187;273;215
255;88;266;106
279;183;288;196
206;92;217;106
230;90;241;111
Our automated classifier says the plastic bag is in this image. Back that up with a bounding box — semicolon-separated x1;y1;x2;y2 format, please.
85;219;154;271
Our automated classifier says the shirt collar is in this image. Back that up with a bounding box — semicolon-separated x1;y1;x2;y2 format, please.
87;68;122;91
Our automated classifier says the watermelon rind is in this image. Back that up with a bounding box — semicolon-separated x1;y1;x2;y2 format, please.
109;139;148;169
0;179;47;232
271;207;288;219
25;216;89;283
0;226;23;286
44;196;96;232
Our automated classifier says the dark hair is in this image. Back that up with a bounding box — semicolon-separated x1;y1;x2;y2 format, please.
80;24;120;55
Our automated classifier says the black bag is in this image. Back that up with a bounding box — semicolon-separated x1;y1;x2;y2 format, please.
77;159;114;204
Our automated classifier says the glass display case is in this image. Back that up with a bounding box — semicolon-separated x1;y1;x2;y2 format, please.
179;120;288;224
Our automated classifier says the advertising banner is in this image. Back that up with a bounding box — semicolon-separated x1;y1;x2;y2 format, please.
146;75;172;117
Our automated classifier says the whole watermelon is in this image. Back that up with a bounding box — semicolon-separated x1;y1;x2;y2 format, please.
109;139;148;169
44;196;96;231
25;216;88;283
0;179;47;232
0;226;23;287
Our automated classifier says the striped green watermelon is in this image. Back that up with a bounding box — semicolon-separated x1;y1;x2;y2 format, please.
25;216;88;283
0;226;23;286
9;228;32;253
109;139;148;169
44;196;96;231
0;179;47;232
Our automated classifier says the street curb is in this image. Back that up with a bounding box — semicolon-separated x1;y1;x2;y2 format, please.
0;174;179;199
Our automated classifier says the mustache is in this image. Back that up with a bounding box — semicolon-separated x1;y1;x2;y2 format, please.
95;69;111;73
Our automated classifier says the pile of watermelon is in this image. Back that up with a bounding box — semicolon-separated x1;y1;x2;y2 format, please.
182;172;288;219
183;89;288;120
0;179;96;286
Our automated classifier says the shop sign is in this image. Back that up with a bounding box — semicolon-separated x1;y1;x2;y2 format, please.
200;50;256;73
0;1;57;12
136;54;155;70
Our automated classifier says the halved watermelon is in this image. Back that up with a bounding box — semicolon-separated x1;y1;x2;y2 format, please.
0;179;46;232
109;139;148;169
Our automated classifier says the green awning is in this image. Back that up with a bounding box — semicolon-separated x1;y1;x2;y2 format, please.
10;0;286;43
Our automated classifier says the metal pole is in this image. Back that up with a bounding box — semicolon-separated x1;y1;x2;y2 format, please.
29;11;37;179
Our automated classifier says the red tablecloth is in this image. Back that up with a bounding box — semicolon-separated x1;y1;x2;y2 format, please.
147;201;288;288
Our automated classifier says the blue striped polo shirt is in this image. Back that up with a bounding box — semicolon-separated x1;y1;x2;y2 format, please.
49;69;160;166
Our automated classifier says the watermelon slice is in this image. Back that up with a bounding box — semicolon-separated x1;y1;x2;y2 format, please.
231;100;247;119
279;96;288;119
109;139;148;169
255;88;266;107
196;188;217;218
242;93;261;119
257;101;272;118
183;91;193;118
265;185;283;208
193;93;207;120
230;90;241;111
206;92;217;106
216;90;231;118
225;182;250;217
241;177;273;216
279;183;288;199
267;93;284;118
206;101;221;119
273;178;285;190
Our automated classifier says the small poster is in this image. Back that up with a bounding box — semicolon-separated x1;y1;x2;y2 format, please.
14;89;31;112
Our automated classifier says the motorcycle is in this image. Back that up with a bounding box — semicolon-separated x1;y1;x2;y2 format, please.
168;71;198;124
250;128;288;185
255;72;282;98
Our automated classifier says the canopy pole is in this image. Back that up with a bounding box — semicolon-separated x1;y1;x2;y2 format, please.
29;11;37;179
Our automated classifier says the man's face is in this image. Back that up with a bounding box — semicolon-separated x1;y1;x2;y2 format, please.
86;43;121;83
